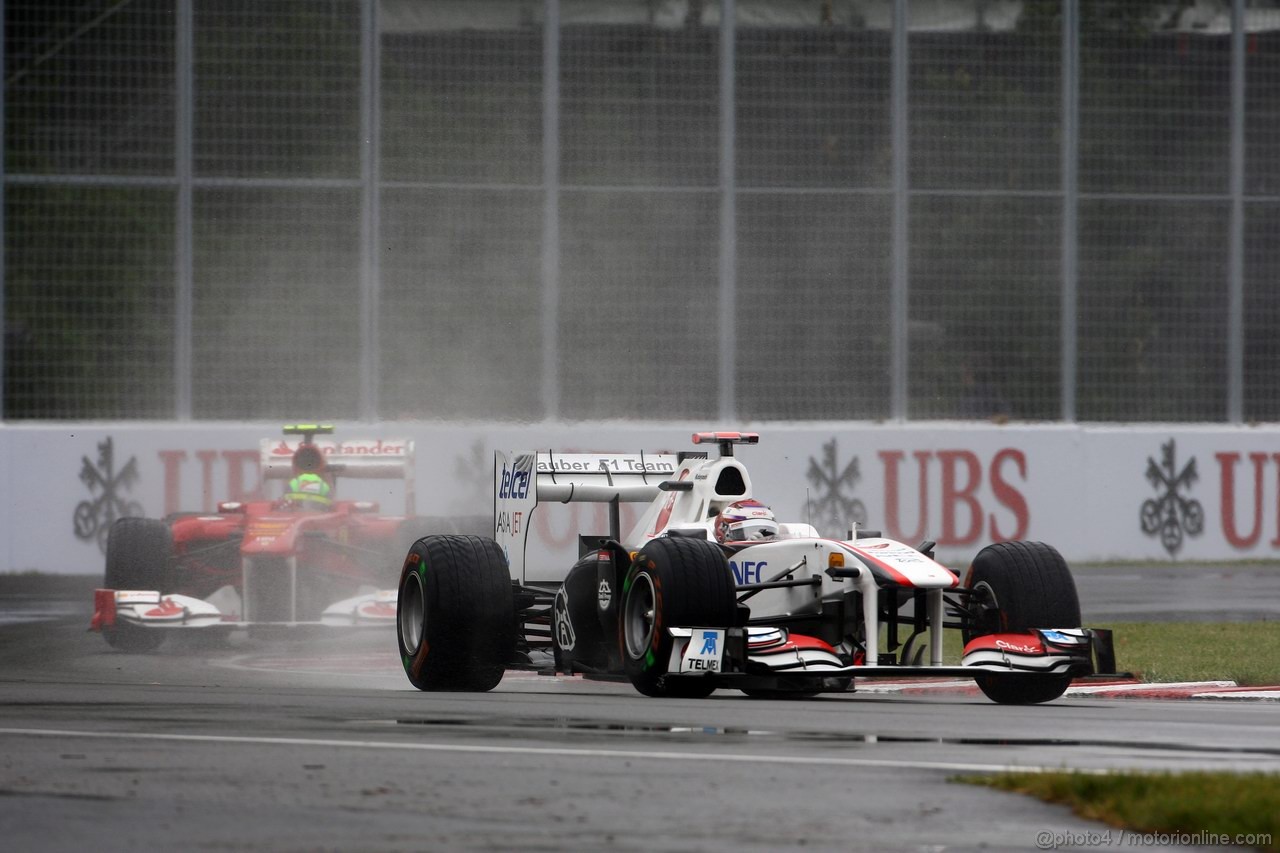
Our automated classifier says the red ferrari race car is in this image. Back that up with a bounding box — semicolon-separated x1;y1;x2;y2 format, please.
394;432;1116;704
91;424;475;651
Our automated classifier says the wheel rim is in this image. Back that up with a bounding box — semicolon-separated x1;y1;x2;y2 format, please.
623;572;656;661
399;570;425;654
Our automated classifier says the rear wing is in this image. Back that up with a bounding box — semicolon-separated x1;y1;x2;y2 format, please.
260;438;416;514
494;450;679;584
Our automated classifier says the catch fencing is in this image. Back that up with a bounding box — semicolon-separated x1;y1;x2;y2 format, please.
3;0;1279;423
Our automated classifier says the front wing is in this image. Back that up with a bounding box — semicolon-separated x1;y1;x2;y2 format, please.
664;626;1103;685
90;587;398;632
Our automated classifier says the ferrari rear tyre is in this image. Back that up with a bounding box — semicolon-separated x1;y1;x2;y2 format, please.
621;536;737;699
962;540;1080;705
397;535;515;692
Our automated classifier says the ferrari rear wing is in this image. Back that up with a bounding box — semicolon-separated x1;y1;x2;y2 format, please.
494;450;679;584
260;437;416;513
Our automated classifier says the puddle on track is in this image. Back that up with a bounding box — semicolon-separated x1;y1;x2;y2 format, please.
377;715;1280;759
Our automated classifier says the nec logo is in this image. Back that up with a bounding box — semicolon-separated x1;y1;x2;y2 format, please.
498;466;531;500
730;560;767;585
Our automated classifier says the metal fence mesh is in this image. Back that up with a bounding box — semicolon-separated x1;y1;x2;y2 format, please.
1245;29;1280;421
191;186;362;420
195;1;360;179
4;1;1280;424
5;184;175;418
379;185;545;420
5;0;174;176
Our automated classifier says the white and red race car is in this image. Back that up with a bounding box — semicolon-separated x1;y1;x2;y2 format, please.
395;432;1114;703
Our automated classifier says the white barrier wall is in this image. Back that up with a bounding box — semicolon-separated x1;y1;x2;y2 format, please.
2;421;1277;574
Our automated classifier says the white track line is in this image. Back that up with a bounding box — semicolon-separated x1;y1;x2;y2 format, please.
1065;681;1236;694
0;726;1108;776
1193;690;1280;701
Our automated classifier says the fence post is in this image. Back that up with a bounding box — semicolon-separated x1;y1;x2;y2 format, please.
1228;0;1245;423
890;0;909;421
175;0;194;420
1061;0;1078;423
0;0;5;421
359;0;381;422
542;0;561;420
719;0;737;422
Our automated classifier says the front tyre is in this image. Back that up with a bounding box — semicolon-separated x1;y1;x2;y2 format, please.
103;622;165;653
104;517;173;592
101;517;173;652
621;537;737;699
963;540;1081;705
397;535;515;692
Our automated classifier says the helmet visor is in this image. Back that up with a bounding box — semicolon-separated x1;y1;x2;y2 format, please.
725;518;778;542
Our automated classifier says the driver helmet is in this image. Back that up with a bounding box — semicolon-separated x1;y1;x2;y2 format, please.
714;499;779;546
292;444;326;475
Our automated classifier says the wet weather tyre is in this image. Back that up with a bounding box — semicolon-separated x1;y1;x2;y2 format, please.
103;621;166;653
397;535;515;692
101;518;172;652
553;552;610;672
621;536;737;699
104;517;173;592
962;540;1080;705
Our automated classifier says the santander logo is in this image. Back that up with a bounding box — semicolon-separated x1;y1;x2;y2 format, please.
270;440;407;457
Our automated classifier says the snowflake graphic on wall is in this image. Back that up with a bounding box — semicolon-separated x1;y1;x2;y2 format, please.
805;438;866;538
73;437;143;555
1140;438;1204;556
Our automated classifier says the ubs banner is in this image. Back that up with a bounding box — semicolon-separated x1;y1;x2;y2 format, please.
2;422;1277;574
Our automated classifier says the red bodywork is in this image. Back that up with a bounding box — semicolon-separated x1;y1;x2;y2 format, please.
165;501;408;613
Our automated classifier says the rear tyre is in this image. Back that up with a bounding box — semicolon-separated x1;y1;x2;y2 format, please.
397;535;515;692
621;537;737;699
962;540;1080;705
102;518;173;652
553;552;610;672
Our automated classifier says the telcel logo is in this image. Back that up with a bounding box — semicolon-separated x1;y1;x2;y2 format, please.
499;465;531;500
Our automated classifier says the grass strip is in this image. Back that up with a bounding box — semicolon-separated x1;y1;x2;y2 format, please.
959;771;1278;852
1103;621;1280;686
886;621;1280;686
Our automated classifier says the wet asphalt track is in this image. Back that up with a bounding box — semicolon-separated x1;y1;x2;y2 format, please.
1;569;1277;853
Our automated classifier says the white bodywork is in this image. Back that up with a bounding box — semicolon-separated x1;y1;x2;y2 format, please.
495;437;966;667
100;585;397;632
